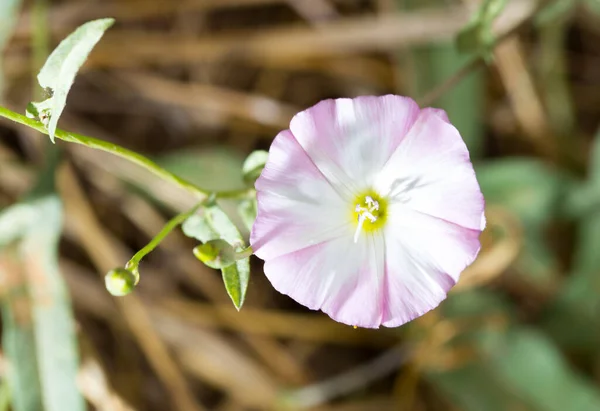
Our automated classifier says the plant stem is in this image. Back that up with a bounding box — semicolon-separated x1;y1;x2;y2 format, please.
0;106;247;199
126;202;203;270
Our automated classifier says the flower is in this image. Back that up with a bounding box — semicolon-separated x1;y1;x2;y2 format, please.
250;95;485;328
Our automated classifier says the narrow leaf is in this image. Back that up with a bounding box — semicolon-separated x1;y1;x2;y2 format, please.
0;0;22;99
20;196;85;411
183;202;250;309
1;254;43;411
32;18;114;142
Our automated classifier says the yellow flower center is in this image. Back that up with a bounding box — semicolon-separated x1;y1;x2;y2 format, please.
351;190;388;242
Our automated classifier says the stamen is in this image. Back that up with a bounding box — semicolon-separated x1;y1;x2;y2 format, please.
353;196;380;243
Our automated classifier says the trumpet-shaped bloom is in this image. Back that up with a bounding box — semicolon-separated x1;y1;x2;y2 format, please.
250;95;485;328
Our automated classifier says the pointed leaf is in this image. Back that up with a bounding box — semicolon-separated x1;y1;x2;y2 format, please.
183;201;250;309
32;18;114;142
20;196;85;411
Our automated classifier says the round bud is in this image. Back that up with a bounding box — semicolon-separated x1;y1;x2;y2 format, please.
193;239;236;269
105;268;138;296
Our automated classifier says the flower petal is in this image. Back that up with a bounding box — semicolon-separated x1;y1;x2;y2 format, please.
263;233;385;328
290;95;421;192
251;130;351;261
380;204;482;327
374;108;485;231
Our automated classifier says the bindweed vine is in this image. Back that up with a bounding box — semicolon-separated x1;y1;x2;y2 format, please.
0;1;550;324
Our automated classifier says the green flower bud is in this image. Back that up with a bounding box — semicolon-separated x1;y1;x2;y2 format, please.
105;268;138;296
193;239;236;269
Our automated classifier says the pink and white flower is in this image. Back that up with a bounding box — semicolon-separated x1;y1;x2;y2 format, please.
250;95;485;328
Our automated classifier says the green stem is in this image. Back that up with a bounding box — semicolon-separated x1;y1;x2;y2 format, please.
235;246;254;261
0;106;247;199
126;202;203;270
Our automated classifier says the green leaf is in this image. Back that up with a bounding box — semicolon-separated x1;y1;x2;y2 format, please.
584;0;600;15
237;198;258;232
1;256;44;411
156;148;246;192
242;150;269;184
19;196;86;411
542;127;600;350
0;204;37;249
455;0;507;59
0;0;22;99
30;18;114;142
476;158;570;289
183;202;250;309
193;239;236;269
428;365;519;411
479;329;600;411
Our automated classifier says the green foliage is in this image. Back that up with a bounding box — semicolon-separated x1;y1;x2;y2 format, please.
0;0;22;99
476;158;570;289
543;128;600;350
27;18;114;142
479;329;600;411
456;0;507;60
237;198;258;232
0;197;84;411
156;148;246;192
183;201;250;309
2;276;44;411
193;239;237;269
242;150;269;184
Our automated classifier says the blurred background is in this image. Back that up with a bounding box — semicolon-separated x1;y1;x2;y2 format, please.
1;0;600;410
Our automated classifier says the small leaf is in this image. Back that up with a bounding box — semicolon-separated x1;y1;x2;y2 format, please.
183;201;250;309
222;259;250;311
238;198;258;232
455;0;507;58
193;239;236;269
242;150;269;184
31;18;114;142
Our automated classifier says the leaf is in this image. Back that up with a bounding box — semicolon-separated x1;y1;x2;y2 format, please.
0;0;22;99
479;329;600;411
237;198;258;232
20;196;86;411
156;148;246;192
183;201;250;309
428;365;519;411
455;0;507;59
29;18;114;142
476;158;570;289
193;239;236;269
542;127;600;350
242;150;269;184
1;254;44;411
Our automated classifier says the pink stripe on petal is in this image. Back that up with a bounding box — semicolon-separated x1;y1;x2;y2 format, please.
375;108;485;231
263;233;385;328
380;205;482;327
251;130;351;260
290;95;420;190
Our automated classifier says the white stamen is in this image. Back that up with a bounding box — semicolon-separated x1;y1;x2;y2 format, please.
353;197;380;243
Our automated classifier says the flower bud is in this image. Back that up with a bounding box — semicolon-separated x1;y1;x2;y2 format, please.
193;239;236;269
105;268;138;296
